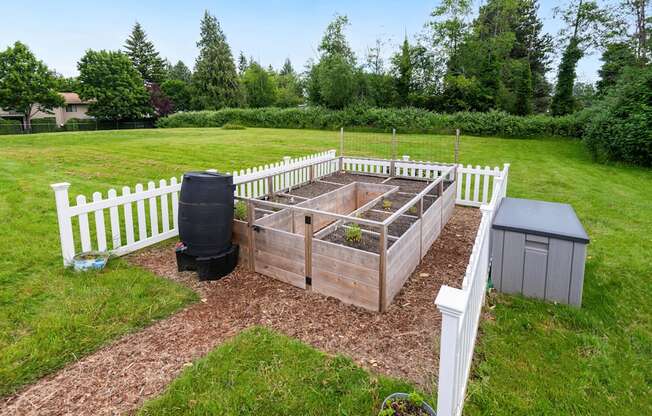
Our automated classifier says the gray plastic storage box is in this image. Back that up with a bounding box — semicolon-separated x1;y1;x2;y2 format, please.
491;198;589;307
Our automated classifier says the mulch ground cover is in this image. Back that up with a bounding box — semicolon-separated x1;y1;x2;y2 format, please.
1;208;480;416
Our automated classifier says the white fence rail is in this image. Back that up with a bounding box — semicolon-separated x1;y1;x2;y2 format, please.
435;163;509;416
51;150;337;266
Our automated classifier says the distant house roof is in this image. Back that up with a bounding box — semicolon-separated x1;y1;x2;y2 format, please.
60;92;91;105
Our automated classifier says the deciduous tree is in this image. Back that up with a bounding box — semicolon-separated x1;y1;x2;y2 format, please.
77;50;151;120
241;62;277;108
0;41;64;131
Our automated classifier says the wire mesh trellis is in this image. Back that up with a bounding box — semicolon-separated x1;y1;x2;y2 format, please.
339;127;460;164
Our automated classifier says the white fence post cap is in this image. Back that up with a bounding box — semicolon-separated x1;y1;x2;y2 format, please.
435;285;467;316
51;182;71;191
402;155;410;161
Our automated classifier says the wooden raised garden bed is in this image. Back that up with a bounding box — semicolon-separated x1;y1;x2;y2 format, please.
232;157;457;312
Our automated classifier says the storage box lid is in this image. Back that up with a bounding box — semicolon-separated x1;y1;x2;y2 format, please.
492;197;589;243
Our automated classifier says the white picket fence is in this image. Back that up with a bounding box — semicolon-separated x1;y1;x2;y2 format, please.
51;150;337;266
435;163;510;416
342;156;506;206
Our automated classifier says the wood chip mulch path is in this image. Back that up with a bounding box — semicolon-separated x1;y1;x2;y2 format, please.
1;207;480;416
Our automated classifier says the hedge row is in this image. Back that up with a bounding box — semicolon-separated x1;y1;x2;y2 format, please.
157;107;585;138
0;118;22;135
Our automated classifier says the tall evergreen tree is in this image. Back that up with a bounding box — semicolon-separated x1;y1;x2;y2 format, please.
514;60;534;115
237;51;248;75
512;0;553;112
392;36;413;106
166;60;192;83
279;58;294;76
124;22;166;83
596;42;637;94
191;11;241;109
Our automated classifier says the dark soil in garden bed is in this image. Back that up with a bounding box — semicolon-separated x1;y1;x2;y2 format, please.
322;172;388;184
359;210;418;238
264;194;305;205
385;178;430;194
321;225;396;253
374;193;417;213
287;181;342;198
1;208;481;416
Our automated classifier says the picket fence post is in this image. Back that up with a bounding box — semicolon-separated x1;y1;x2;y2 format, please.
435;285;467;416
51;182;75;266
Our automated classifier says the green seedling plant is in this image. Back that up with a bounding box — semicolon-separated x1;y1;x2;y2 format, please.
344;223;362;243
382;199;393;210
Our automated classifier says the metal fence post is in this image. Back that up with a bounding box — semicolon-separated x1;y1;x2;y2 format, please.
340;127;344;157
455;129;460;165
391;128;397;161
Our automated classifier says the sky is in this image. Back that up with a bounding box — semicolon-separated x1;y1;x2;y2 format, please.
0;0;603;83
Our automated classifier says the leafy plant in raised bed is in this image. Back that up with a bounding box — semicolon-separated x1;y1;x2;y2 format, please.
382;199;393;210
408;206;418;215
344;223;362;243
234;200;247;221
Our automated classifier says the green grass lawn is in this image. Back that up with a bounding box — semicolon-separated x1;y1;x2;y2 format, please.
0;127;650;415
138;327;414;416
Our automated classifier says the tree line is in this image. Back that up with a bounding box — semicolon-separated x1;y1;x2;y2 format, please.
0;1;649;128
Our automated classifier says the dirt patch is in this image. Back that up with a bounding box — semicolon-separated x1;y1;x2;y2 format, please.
359;210;418;238
264;194;305;205
1;208;481;416
287;181;342;198
322;172;388;184
374;193;417;213
385;178;430;194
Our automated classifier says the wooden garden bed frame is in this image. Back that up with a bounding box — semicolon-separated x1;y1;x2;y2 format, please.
231;157;456;312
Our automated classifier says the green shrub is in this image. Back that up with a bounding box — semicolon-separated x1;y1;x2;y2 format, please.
344;223;362;243
157;107;585;138
583;66;652;167
234;200;247;221
0;118;22;135
64;118;97;131
222;123;246;130
29;117;59;133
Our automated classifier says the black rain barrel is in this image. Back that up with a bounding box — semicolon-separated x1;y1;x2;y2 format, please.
178;172;234;257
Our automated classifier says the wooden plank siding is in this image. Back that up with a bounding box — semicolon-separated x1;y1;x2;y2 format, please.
385;220;422;306
421;197;442;258
443;182;456;224
312;239;380;311
253;226;306;289
232;220;249;265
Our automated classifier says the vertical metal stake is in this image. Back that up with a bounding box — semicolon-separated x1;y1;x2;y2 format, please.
340;127;344;157
392;128;397;161
454;128;460;165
